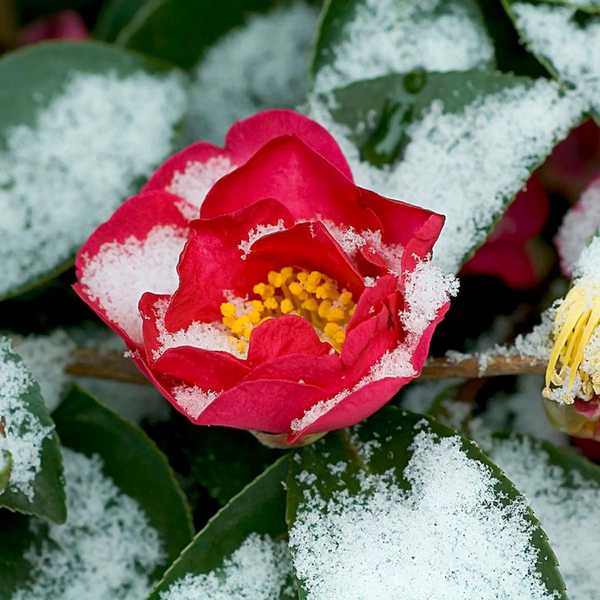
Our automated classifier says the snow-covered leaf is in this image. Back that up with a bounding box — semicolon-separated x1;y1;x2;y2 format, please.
488;433;600;600
116;0;273;69
0;41;187;301
503;0;600;119
0;338;65;523
51;386;194;568
309;70;585;272
287;408;567;600
149;456;295;600
312;0;494;93
186;1;318;144
0;450;11;495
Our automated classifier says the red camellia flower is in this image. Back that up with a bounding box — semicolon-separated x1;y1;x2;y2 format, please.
18;10;88;45
461;175;549;289
74;110;456;446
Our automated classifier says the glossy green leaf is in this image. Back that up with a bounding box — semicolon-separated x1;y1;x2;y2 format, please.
312;0;494;90
0;41;185;301
0;451;12;495
117;0;273;69
0;342;66;523
287;408;567;599
149;456;294;600
314;69;584;270
145;411;279;508
502;0;600;119
51;386;194;569
94;0;148;41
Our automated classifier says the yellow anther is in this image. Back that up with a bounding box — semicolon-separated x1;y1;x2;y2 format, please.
339;291;353;305
268;270;284;288
318;300;332;319
220;302;237;318
301;298;318;312
280;267;293;282
280;298;294;314
289;281;304;296
327;307;345;322
222;266;356;355
264;297;279;310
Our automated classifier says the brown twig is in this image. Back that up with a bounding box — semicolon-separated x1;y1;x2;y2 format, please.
66;347;547;384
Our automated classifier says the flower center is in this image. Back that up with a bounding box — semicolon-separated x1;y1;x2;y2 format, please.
220;267;356;355
544;284;600;404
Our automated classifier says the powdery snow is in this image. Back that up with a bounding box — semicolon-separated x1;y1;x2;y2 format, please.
490;435;600;600
289;428;558;600
0;71;186;298
188;2;318;143
573;232;600;282
159;534;291;600
12;448;164;600
79;225;188;345
512;3;600;113
167;156;236;220
239;219;286;259
172;385;220;420
556;180;600;276
150;297;238;360
309;79;584;274
0;338;52;501
12;330;76;413
314;0;494;93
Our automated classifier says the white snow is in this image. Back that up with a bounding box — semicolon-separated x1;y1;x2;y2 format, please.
490;435;600;600
573;231;600;282
172;385;220;420
167;156;236;220
150;297;239;360
159;533;291;600
0;71;186;298
289;428;558;599
12;448;164;600
309;79;584;273
556;179;600;276
12;330;76;413
512;3;600;113
314;0;494;93
79;225;188;345
0;337;52;501
187;2;318;144
239;219;286;259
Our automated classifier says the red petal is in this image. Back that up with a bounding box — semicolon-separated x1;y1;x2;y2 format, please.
290;301;450;440
247;315;330;365
200;136;380;231
225;109;353;180
75;191;189;346
165;199;295;330
194;379;324;433
360;188;445;268
461;241;538;289
247;221;366;297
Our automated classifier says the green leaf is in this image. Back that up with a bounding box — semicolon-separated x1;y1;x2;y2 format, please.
149;456;294;600
0;41;187;301
501;0;600;119
52;386;193;569
0;340;66;523
287;408;567;599
312;0;494;91
0;450;12;495
94;0;148;41
116;0;274;69
487;432;600;598
312;69;584;271
145;411;279;507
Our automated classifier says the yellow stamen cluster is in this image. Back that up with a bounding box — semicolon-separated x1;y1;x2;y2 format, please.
544;284;600;404
220;267;356;355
